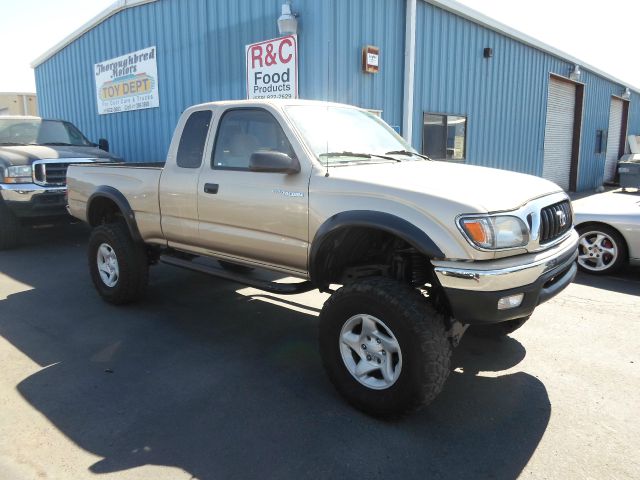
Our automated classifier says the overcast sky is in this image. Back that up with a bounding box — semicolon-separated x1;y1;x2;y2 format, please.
0;0;638;92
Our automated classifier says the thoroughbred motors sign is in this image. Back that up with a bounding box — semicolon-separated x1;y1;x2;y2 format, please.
95;46;159;115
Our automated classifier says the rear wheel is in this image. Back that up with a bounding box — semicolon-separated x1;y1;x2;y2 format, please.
468;316;530;338
319;277;451;418
88;223;149;304
0;202;20;250
576;224;627;275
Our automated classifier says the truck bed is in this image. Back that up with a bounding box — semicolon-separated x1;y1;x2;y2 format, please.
67;162;164;244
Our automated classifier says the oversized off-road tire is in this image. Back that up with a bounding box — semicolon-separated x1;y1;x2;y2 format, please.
468;316;530;338
576;224;628;275
218;260;254;274
88;223;149;305
319;277;452;418
0;201;20;250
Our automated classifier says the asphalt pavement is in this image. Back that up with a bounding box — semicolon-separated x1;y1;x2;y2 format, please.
0;222;638;480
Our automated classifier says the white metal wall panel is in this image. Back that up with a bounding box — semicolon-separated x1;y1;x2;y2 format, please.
604;98;624;182
542;78;576;190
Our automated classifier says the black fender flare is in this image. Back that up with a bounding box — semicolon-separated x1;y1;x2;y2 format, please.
309;210;445;287
87;186;143;243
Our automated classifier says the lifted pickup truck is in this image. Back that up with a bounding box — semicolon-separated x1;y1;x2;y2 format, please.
67;100;578;417
0;116;118;249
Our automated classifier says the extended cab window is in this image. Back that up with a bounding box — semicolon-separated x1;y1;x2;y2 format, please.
176;110;212;168
212;109;292;170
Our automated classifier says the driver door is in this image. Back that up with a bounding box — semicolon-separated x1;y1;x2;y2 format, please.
196;107;311;273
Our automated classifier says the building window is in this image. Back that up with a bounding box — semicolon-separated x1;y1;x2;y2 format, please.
176;110;212;168
422;113;467;161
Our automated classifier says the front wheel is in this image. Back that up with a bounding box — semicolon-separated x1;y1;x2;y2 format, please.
576;224;627;275
319;277;452;418
88;223;149;304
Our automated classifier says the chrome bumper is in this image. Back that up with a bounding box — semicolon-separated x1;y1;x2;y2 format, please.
432;229;579;292
0;183;66;202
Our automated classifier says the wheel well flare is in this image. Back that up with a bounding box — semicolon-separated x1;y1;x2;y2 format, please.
309;212;445;289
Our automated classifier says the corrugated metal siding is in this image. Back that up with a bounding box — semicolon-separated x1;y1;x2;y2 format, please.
34;0;638;191
35;0;405;163
572;70;630;190
412;1;635;190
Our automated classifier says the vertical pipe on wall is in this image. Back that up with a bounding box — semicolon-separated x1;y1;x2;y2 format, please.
402;0;417;143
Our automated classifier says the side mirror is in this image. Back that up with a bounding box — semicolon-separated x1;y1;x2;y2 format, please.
249;151;300;174
98;138;110;152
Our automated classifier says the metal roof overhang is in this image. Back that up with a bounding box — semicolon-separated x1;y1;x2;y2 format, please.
30;0;639;93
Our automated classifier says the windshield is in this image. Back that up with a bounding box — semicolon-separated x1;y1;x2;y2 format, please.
285;105;418;165
0;119;92;146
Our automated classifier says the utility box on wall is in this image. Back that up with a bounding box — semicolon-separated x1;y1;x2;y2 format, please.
362;45;379;74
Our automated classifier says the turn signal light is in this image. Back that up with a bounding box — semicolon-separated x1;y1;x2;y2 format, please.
463;221;488;244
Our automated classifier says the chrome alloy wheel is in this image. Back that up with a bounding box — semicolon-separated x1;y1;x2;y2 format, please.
97;242;120;287
577;230;618;272
339;314;403;390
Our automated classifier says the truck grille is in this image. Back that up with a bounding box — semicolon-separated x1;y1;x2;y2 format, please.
539;200;572;244
33;161;71;187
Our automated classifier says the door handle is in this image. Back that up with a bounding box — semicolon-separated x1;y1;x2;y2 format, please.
204;183;219;194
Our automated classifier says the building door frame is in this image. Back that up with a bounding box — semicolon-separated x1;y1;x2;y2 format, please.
615;95;630;159
545;73;584;192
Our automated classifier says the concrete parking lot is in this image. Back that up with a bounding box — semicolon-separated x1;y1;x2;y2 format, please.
1;223;638;480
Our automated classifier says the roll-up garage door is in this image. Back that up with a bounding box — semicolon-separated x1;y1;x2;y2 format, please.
542;78;576;190
604;98;624;183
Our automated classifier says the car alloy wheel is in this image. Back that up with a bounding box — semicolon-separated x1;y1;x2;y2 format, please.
577;230;618;272
339;313;403;390
97;242;120;287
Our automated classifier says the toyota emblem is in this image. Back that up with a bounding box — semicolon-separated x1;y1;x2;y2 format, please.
556;210;567;227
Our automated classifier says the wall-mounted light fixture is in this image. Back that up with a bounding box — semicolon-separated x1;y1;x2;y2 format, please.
622;87;631;100
483;47;493;59
278;1;298;35
569;64;581;81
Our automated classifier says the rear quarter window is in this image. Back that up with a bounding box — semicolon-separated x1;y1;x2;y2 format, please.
176;110;212;168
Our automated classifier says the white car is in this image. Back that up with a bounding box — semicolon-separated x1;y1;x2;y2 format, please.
573;190;640;275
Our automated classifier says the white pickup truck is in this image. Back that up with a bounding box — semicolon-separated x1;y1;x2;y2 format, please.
67;99;578;417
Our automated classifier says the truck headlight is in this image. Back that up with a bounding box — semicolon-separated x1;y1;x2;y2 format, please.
459;215;529;249
2;165;33;184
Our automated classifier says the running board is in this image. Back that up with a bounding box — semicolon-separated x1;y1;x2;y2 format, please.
159;255;317;295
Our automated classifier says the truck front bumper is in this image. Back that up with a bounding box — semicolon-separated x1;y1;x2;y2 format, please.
0;183;68;218
432;230;579;324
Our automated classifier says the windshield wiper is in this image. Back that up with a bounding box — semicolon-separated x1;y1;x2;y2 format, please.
0;142;28;146
385;150;431;160
319;151;400;162
40;142;75;146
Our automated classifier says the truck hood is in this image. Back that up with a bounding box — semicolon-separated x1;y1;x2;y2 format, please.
0;145;118;166
328;160;564;212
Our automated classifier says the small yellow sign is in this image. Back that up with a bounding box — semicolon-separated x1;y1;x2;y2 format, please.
99;73;155;101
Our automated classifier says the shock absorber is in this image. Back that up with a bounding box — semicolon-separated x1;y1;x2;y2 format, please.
411;251;431;287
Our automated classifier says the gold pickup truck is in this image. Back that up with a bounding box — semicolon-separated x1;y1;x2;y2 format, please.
67;99;578;417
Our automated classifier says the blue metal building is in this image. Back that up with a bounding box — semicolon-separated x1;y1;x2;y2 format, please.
32;0;639;191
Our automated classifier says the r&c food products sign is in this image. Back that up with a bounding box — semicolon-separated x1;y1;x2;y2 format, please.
94;46;160;115
246;35;298;99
